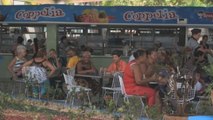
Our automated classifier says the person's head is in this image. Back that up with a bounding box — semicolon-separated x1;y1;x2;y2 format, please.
133;49;146;63
17;36;24;44
195;72;201;79
194;68;202;80
27;39;32;44
199;41;205;48
66;48;77;58
191;29;201;40
146;48;158;63
35;48;46;58
49;49;57;58
202;35;208;43
82;46;93;53
16;45;27;57
60;36;67;43
154;41;162;49
82;51;91;63
157;50;166;62
111;50;122;63
33;38;38;45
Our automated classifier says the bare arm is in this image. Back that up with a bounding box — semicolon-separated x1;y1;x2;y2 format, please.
56;58;62;68
76;62;95;74
22;60;33;67
43;60;56;78
8;58;16;77
133;64;157;85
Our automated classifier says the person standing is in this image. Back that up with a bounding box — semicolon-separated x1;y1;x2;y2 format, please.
8;46;27;80
184;29;202;70
186;29;202;56
11;36;25;56
23;48;56;98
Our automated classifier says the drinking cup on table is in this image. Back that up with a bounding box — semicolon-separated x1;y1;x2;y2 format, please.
99;67;104;75
103;68;107;75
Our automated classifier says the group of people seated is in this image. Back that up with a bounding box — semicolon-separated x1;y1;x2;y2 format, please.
8;40;126;98
7;29;213;111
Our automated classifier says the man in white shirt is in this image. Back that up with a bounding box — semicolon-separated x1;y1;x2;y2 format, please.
186;29;201;54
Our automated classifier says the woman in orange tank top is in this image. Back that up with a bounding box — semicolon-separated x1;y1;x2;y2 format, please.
123;49;159;106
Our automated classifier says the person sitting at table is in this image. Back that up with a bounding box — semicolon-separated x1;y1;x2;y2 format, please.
66;48;80;69
107;50;127;74
23;48;56;98
106;50;127;86
123;49;160;107
75;51;101;95
48;49;65;98
146;48;168;100
8;45;27;80
193;69;206;96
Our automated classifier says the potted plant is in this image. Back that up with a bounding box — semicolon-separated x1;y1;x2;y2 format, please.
203;64;213;105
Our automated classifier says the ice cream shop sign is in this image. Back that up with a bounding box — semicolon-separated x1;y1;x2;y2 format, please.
15;6;65;20
0;5;213;24
123;9;179;22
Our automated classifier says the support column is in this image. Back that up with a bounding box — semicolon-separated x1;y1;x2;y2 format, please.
46;24;57;51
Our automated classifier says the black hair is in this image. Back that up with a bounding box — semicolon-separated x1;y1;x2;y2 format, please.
146;48;157;56
49;48;56;52
34;48;46;58
200;41;204;45
60;36;67;42
133;49;146;59
191;29;201;35
27;39;32;42
202;35;208;39
112;50;122;57
81;46;93;53
17;36;24;44
67;47;77;54
32;38;39;58
33;38;38;52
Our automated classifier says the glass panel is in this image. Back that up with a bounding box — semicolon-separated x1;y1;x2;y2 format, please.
56;25;185;56
0;25;46;53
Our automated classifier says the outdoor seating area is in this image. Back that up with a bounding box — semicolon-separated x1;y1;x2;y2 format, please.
1;3;213;120
2;42;213;119
0;29;213;119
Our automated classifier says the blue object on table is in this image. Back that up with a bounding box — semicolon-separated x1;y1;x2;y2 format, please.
188;116;213;120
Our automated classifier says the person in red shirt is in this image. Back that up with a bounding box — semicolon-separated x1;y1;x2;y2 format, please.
123;49;160;107
107;50;127;74
106;50;127;86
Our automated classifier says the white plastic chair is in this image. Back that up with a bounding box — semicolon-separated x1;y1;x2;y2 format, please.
118;75;146;115
11;78;25;96
67;67;76;77
63;73;91;107
171;87;196;104
168;74;196;103
102;72;122;106
22;66;42;99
